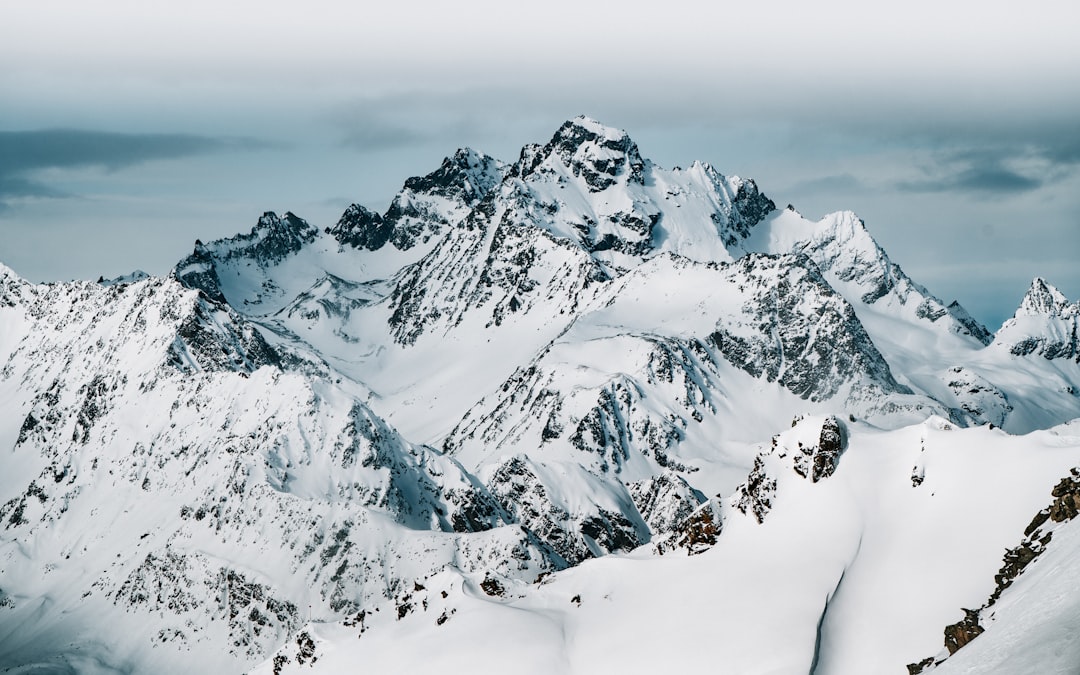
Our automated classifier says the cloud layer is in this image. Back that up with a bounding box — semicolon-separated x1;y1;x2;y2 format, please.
0;130;268;207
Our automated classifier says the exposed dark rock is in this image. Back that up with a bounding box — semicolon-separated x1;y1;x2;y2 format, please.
480;576;506;597
942;367;1012;427
734;456;776;524
173;211;317;305
629;472;707;538
168;299;281;374
485;456;645;565
946;301;993;345
522;117;646;193
943;608;984;655
172;245;227;305
727;179;776;242
328;204;392;251
668;504;721;555
381;148;505;250
708;254;909;403
813;416;847;482
1049;468;1080;522
907;656;942;674
915;298;948;322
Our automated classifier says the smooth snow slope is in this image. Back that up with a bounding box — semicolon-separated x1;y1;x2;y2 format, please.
257;418;1080;675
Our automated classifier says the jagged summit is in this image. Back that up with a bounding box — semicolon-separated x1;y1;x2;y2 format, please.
1016;277;1075;318
330;147;506;253
402;147;504;199
328;203;389;251
515;115;646;192
205;211;317;264
171;211;314;305
566;115;631;141
995;277;1079;362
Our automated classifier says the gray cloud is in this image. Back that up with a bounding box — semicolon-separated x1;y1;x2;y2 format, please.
784;173;866;195
0;129;273;207
340;124;430;152
0;175;68;200
892;138;1080;196
898;163;1043;195
328;89;570;159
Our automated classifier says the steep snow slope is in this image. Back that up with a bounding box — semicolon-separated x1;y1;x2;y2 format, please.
256;418;1080;675
929;460;1080;674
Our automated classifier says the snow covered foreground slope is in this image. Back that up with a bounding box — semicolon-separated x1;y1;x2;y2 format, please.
256;418;1080;675
3;117;1080;673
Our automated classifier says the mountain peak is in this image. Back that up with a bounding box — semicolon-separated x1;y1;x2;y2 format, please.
1017;277;1072;317
524;116;645;192
0;261;21;282
996;277;1079;361
563;115;630;142
328;203;390;251
402;147;504;199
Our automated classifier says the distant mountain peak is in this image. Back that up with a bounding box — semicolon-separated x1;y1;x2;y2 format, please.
1017;277;1073;318
401;147;504;200
524;116;646;191
328;203;389;251
564;115;631;141
995;277;1079;361
172;210;318;305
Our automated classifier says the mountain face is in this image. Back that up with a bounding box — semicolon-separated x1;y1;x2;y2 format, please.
3;117;1080;674
995;277;1080;361
330;148;506;252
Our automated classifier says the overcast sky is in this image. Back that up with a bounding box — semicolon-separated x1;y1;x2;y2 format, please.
2;0;1078;329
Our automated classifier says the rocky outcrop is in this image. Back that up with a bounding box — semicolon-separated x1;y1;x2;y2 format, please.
516;116;646;193
387;208;606;346
628;471;707;538
733;416;848;524
331;148;505;252
328;204;392;251
733;455;778;524
946;301;993;346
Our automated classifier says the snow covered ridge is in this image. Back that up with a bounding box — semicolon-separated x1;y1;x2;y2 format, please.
2;117;1080;673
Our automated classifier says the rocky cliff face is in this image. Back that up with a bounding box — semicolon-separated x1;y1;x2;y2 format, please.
706;253;909;403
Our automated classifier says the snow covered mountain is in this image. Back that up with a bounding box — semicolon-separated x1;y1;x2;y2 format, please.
2;116;1079;674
